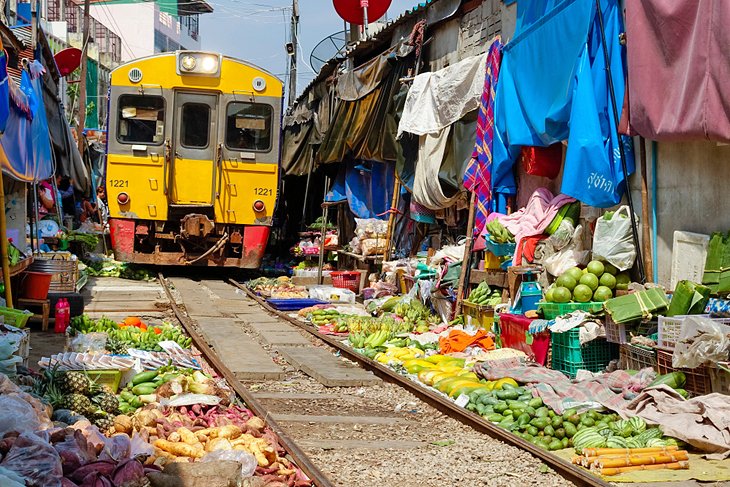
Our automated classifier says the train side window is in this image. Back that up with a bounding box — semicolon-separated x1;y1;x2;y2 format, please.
225;102;272;152
118;95;165;145
180;103;210;149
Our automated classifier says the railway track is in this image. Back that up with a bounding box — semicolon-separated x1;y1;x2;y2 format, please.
158;274;610;487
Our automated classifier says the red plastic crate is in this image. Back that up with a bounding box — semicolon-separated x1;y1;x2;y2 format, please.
330;271;360;293
498;313;550;366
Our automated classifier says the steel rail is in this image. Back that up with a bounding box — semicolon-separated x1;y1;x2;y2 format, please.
157;273;335;487
230;279;612;487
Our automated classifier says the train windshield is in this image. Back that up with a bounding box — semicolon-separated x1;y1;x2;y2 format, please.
225;102;272;152
118;95;165;145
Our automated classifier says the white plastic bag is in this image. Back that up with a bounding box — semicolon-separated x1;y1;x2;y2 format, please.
592;206;638;271
309;286;356;304
542;224;590;277
672;316;730;369
202;450;258;477
0;394;43;435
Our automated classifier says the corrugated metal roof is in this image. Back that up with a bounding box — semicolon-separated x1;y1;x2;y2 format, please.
289;0;439;111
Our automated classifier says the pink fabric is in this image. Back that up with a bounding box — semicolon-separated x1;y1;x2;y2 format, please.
626;0;730;142
478;188;574;261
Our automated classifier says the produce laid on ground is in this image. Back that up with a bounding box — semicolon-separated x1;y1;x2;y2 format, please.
83;256;156;281
247;276;308;298
68;315;193;354
0;312;313;487
545;261;630;303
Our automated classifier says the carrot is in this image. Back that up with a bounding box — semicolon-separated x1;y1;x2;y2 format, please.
599;461;689;476
596;451;689;469
581;446;678;457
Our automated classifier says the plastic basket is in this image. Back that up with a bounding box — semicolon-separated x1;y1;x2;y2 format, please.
709;364;730;395
499;313;550;366
462;301;495;329
658;315;730;350
0;307;33;328
330;271;360;293
538;301;604;320
655;348;711;396
550;329;618;378
84;370;122;393
619;343;657;371
484;237;516;257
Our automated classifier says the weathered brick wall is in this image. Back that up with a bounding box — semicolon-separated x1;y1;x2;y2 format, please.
458;0;516;60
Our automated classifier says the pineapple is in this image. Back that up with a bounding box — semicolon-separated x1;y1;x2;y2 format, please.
92;411;115;434
65;393;94;416
43;382;68;410
92;392;120;414
62;371;92;395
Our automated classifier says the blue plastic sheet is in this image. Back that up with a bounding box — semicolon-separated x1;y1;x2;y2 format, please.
325;161;395;219
0;68;53;182
0;52;9;134
493;0;634;208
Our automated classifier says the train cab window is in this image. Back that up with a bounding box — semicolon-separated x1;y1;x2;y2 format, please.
180;103;210;148
117;95;165;145
225;102;272;152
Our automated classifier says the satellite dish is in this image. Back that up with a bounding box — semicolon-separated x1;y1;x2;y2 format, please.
333;0;391;26
310;31;347;72
54;48;82;76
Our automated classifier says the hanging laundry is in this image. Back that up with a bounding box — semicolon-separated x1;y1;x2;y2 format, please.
492;0;634;208
463;37;503;237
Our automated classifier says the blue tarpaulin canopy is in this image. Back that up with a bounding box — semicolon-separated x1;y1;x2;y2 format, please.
493;0;634;208
0;61;53;183
325;161;395;219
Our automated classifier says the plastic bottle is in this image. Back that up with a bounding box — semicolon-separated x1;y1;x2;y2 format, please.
54;298;69;333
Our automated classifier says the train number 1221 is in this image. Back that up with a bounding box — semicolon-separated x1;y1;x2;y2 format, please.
254;187;272;196
109;179;129;188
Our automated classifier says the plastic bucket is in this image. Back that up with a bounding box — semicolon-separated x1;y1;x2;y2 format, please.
21;271;52;300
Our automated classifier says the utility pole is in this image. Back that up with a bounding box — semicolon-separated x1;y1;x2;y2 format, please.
76;0;91;153
287;0;298;107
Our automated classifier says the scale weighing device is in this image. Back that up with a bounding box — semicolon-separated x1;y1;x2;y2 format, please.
510;265;544;315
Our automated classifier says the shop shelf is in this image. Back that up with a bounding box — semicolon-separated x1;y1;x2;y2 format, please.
550;328;618;378
538;301;604;320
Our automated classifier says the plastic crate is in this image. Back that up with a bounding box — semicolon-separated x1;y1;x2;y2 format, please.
484;237;516;257
462;301;495;329
84;370;122;393
619;343;657;371
550;329;618;378
538;301;604;320
499;313;550;366
709;364;729;395
656;348;711;396
0;307;32;328
658;315;730;350
330;271;361;293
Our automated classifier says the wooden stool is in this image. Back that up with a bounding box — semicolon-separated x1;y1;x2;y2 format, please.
17;298;50;331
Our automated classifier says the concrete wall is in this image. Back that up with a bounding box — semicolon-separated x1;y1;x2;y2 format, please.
648;141;730;287
3;179;28;253
90;3;155;61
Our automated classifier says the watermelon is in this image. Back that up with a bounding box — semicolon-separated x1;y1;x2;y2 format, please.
628;416;647;434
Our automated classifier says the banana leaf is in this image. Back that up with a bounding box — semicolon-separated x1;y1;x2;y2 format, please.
703;232;724;293
604;288;669;324
667;280;711;316
720;232;730;293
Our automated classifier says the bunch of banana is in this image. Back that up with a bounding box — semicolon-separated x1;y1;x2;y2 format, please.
467;282;502;306
374;346;424;364
348;332;367;348
486;220;515;244
309;309;340;327
363;329;391;348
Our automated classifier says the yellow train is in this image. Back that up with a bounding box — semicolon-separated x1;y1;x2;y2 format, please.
105;51;282;267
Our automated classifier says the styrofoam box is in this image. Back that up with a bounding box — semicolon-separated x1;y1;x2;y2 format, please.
670;231;709;291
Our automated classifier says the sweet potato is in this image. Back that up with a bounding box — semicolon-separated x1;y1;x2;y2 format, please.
176;427;197;445
205;438;232;452
153;439;205;459
167;432;181;443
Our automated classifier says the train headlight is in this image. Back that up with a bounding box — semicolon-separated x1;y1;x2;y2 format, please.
252;200;265;213
176;52;221;77
117;192;130;205
180;55;197;71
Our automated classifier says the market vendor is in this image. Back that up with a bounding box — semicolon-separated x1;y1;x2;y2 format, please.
36;180;56;219
55;175;76;218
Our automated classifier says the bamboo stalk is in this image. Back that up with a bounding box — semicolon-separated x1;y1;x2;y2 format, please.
596;451;689;469
580;450;686;468
0;171;13;307
581;446;678;457
598;460;689;476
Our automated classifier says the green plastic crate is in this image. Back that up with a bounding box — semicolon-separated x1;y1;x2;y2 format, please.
550;328;618;378
84;370;122;393
538;301;604;320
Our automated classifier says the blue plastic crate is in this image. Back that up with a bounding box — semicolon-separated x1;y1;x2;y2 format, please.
484;236;516;257
266;298;328;311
